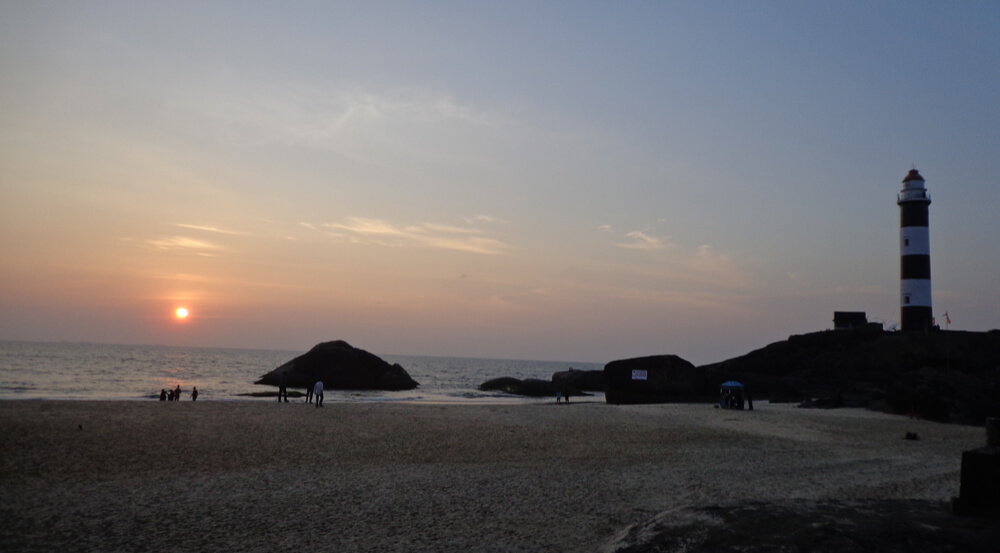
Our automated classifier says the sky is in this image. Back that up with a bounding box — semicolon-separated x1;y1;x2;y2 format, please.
1;1;998;365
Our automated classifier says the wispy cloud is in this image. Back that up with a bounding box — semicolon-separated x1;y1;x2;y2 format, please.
618;231;669;250
326;218;410;237
144;236;225;254
173;79;508;163
598;225;753;290
316;216;511;255
175;223;252;236
465;214;508;225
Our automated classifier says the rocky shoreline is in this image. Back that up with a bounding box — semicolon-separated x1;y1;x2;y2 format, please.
482;329;1000;425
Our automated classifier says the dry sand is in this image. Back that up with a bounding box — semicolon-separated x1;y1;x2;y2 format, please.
0;399;985;552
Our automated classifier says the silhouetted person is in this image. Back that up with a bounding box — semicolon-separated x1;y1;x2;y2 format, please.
167;389;175;401
174;385;182;401
305;383;314;404
159;389;167;401
191;387;198;401
314;381;324;408
278;373;288;403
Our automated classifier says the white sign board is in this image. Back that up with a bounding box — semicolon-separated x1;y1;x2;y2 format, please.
631;369;648;381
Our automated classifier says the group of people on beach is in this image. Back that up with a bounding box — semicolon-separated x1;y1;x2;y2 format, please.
277;373;324;407
303;381;324;407
159;385;197;401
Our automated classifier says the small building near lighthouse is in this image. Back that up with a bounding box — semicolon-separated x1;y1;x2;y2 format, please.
833;311;868;329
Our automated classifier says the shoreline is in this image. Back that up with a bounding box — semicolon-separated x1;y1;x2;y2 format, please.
0;400;985;552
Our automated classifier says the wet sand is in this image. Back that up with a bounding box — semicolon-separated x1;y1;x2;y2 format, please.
0;400;983;552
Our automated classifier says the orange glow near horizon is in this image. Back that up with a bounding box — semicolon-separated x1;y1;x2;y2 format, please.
175;307;189;319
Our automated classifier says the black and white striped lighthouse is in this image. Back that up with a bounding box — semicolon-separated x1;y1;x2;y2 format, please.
898;168;933;331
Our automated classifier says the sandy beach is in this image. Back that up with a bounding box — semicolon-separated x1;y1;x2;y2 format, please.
0;400;989;552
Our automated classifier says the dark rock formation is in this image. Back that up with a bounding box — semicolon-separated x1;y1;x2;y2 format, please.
605;500;1000;553
551;368;604;391
255;340;418;391
480;377;563;397
598;329;999;423
699;329;1000;425
953;418;1000;519
604;355;712;405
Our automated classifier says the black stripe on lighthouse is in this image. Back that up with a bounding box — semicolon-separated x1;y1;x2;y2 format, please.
900;254;931;280
900;205;928;227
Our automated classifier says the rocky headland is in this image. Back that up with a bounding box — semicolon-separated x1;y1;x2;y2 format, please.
483;329;1000;425
699;329;1000;425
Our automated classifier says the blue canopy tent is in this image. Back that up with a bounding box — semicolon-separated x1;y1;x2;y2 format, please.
720;381;745;410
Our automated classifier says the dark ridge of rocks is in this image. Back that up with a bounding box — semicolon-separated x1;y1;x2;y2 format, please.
479;377;589;398
698;329;1000;425
255;340;418;391
596;329;999;424
604;500;999;553
551;368;604;391
479;377;557;397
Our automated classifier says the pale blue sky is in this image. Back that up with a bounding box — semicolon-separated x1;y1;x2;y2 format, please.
2;2;998;364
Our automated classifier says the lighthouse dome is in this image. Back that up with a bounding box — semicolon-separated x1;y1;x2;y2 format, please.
903;169;924;183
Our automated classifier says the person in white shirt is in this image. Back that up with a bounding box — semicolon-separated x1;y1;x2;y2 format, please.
313;381;324;408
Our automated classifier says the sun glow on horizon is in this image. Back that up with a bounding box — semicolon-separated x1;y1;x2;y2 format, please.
175;307;189;319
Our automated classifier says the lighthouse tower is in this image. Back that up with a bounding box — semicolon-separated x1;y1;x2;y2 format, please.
898;169;933;331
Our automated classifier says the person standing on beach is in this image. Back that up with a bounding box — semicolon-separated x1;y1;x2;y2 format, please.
305;382;313;404
159;389;167;401
174;385;182;401
314;381;324;408
278;373;288;403
191;387;198;401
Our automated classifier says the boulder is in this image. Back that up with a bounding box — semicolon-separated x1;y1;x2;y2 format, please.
552;368;604;391
255;340;418;391
604;355;712;404
480;377;561;397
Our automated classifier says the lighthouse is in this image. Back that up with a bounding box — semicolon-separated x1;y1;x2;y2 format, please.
898;168;933;331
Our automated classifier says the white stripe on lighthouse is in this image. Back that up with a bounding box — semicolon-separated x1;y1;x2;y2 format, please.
901;279;932;307
900;228;930;256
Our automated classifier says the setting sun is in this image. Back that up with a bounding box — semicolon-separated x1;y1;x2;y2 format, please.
175;307;189;319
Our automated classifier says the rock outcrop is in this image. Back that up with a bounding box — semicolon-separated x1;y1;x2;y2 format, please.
604;355;711;404
604;500;999;553
598;329;999;423
255;340;418;391
552;368;604;391
479;377;560;397
700;329;1000;425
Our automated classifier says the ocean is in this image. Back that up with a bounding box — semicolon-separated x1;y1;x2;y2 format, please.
0;341;604;403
